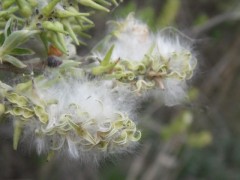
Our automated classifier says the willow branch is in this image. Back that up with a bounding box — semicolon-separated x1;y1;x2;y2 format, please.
191;11;240;36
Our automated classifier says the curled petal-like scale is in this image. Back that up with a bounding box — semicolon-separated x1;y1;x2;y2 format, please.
113;130;128;145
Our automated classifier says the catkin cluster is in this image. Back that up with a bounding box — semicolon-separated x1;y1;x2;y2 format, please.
92;14;197;105
0;6;197;162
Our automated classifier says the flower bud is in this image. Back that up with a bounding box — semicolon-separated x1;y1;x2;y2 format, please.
2;0;15;9
78;0;110;12
55;9;89;18
26;0;38;7
62;20;79;45
16;0;32;18
0;6;19;18
42;21;68;35
41;0;61;17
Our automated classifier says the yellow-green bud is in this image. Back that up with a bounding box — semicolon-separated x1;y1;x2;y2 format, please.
0;6;19;18
41;0;61;17
55;9;89;18
42;21;68;34
16;0;33;18
78;0;110;12
26;0;38;7
2;0;15;10
62;20;79;45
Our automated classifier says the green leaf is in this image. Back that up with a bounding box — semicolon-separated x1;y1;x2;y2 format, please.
0;32;4;46
62;20;79;45
78;0;110;12
2;0;16;9
13;120;23;150
0;30;39;55
9;48;35;56
59;60;81;69
16;0;32;18
42;0;61;16
4;18;12;38
3;55;27;68
91;45;118;75
39;32;49;53
95;0;111;6
42;21;68;35
0;6;18;18
51;32;67;54
101;45;114;66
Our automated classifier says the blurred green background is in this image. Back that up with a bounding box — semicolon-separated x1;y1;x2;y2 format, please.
1;0;240;179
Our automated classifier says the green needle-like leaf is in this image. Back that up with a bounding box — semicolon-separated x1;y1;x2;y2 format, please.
78;0;110;12
0;30;39;56
9;48;35;56
13;120;23;150
101;45;114;66
2;55;27;68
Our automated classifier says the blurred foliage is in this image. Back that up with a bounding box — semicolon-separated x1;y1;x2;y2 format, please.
161;111;193;140
1;0;240;179
156;0;180;27
193;13;209;26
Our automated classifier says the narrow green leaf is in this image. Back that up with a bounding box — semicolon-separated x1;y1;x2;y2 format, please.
10;48;35;56
26;0;38;7
0;32;5;46
3;55;27;68
95;0;111;6
13;120;23;150
42;0;61;17
77;31;92;39
16;0;33;18
78;0;110;12
0;7;16;18
101;45;114;66
62;20;79;45
55;33;67;54
59;60;81;69
42;21;68;35
39;32;49;52
2;0;16;9
4;18;12;38
1;30;39;55
55;9;89;18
